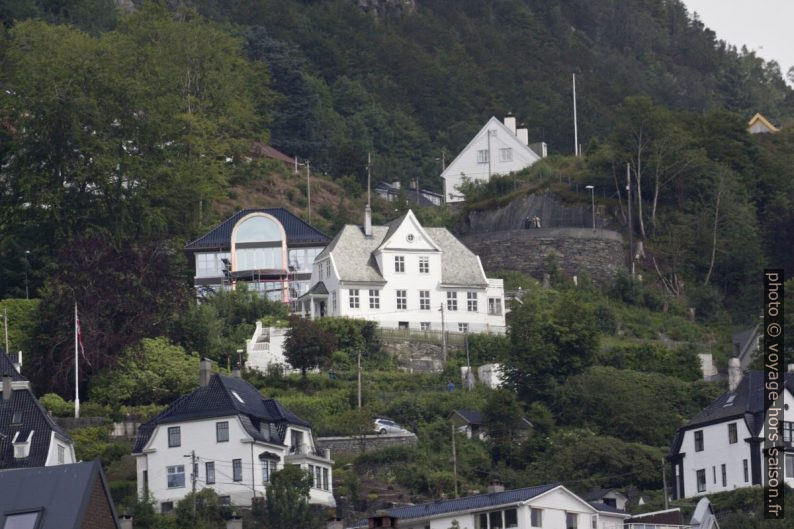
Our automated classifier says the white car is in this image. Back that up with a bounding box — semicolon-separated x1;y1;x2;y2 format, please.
374;418;409;435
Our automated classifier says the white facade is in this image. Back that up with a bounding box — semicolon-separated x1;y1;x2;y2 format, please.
300;210;505;334
245;321;289;373
135;415;334;512
441;116;544;203
374;486;627;529
43;431;77;466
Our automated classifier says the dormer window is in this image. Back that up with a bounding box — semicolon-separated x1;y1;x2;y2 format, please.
11;411;21;425
12;430;34;459
231;390;245;404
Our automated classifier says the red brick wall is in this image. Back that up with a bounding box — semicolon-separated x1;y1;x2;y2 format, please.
80;479;117;529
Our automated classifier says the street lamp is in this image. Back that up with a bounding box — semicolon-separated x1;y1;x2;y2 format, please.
585;185;595;229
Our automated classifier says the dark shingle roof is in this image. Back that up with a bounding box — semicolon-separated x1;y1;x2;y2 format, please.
0;387;71;468
184;208;330;251
589;501;628;514
0;460;119;529
133;374;309;453
0;347;25;381
452;410;483;425
380;483;558;521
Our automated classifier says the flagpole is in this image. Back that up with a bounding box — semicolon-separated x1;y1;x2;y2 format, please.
74;302;80;418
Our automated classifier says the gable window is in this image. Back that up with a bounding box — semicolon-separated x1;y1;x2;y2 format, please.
783;421;794;443
743;459;749;482
3;511;41;529
216;421;229;443
167;465;185;488
694;430;704;451
396;290;407;310
696;468;706;492
349;289;360;309
728;422;738;444
488;297;502;316
477;149;489;163
168;426;181;448
419;256;429;274
499;148;512;162
447;292;458;311
206;462;215;485
262;459;272;484
233;459;243;482
566;513;578;529
419;290;430;310
57;444;65;464
467;292;478;312
459;323;469;333
369;289;380;309
394;255;405;273
530;508;543;527
721;463;727;486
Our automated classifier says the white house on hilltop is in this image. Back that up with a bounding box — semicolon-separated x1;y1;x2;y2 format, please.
442;115;546;203
132;360;334;512
667;366;794;499
297;209;506;334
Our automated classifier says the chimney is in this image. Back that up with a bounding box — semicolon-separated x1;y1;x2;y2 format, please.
199;358;213;387
2;375;11;401
487;480;505;494
503;114;516;134
516;127;529;146
728;358;742;392
119;515;133;529
231;365;242;379
364;204;372;238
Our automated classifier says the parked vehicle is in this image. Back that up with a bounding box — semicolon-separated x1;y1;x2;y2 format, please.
374;418;409;435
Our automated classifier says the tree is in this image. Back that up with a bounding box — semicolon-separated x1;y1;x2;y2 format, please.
283;316;336;378
264;465;319;529
174;488;230;529
482;389;524;464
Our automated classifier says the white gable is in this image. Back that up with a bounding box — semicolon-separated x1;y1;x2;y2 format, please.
377;211;440;253
529;486;598;512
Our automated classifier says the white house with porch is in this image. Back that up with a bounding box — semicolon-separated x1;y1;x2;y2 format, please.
441;115;546;203
297;209;506;334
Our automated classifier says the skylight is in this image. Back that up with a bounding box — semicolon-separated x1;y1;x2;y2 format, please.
723;395;736;407
231;390;245;404
3;510;40;529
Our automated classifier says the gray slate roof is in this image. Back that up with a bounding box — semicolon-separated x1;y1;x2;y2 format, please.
0;347;25;381
0;460;119;529
317;211;487;286
133;373;309;453
0;387;71;469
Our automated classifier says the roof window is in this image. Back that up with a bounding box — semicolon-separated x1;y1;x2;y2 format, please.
231;390;245;404
723;394;736;407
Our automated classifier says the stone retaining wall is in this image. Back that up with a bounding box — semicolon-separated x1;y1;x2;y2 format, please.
315;433;417;456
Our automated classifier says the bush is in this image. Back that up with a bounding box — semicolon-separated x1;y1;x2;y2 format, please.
39;393;73;416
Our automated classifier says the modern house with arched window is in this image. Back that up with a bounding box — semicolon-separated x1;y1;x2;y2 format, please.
185;209;330;302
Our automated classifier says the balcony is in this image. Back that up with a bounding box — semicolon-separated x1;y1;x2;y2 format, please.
285;445;332;463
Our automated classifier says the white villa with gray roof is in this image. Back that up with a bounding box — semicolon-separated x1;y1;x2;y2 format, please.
297;209;505;334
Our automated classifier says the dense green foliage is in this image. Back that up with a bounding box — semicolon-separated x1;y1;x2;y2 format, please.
264;465;321;529
284;315;337;377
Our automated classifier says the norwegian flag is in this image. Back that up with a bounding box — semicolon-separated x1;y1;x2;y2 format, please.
75;304;92;367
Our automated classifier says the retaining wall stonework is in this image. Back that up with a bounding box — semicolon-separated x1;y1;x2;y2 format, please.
315;433;417;456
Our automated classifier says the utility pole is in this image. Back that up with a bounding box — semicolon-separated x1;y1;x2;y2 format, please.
3;309;8;355
367;152;371;206
186;451;197;516
626;163;634;279
357;349;362;409
306;160;311;221
464;333;473;391
572;73;579;156
451;423;459;498
661;457;669;510
487;130;493;178
439;304;447;363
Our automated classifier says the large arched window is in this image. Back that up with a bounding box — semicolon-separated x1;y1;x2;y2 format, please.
231;214;286;271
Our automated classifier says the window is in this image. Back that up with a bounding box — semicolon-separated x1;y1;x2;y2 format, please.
530;508;543;527
419;256;429;274
420;322;431;331
419;290;430;310
231;390;245;404
395;255;405;273
721;463;727;486
219;496;231;506
332;291;337;312
262;459;272;484
477;149;489;163
161;502;174;513
712;466;716;484
459;323;469;333
2;511;40;529
168;426;181;448
216;421;229;443
322;467;329;491
467;292;478;312
233;459;243;482
447;291;458;311
591;515;598;529
783;421;794;443
728;422;738;444
489;511;503;529
396;290;407;310
499;148;512;162
167;465;185;488
504;508;518;528
694;430;704;452
57;444;65;464
566;513;578;529
488;297;502;316
787;454;794;478
10;412;21;425
743;459;749;482
696;468;706;492
349;289;360;308
315;466;322;489
369;289;380;309
206;462;215;485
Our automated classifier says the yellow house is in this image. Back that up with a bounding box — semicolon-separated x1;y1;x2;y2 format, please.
747;113;780;134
